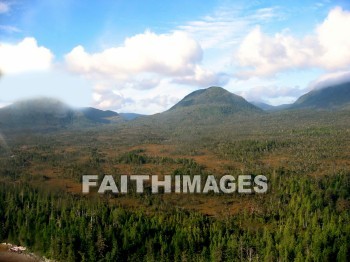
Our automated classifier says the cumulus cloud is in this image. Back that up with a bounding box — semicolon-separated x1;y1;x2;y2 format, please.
65;31;227;89
128;92;183;115
92;90;133;110
138;95;178;110
236;26;313;77
173;65;229;87
90;78;192;114
0;37;54;74
237;84;305;103
316;7;350;69
236;7;350;78
97;79;194;114
65;31;209;82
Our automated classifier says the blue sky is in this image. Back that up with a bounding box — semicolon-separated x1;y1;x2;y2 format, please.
1;0;350;113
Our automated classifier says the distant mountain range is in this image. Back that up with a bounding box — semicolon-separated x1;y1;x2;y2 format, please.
251;81;350;111
119;113;144;121
0;98;121;131
0;81;349;131
0;98;74;131
80;107;120;123
250;102;291;111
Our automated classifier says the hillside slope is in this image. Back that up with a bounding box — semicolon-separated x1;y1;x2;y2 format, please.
292;81;350;109
169;86;262;115
0;98;121;131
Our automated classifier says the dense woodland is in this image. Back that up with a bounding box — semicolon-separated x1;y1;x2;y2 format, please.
0;169;349;261
0;108;350;261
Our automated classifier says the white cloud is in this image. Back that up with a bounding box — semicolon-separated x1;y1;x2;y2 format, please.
236;26;318;77
65;31;205;81
236;7;350;78
173;65;229;87
0;37;54;74
91;79;193;114
308;70;350;90
65;30;227;89
92;90;132;110
138;95;177;110
0;2;9;13
124;82;191;114
237;84;304;103
316;7;350;69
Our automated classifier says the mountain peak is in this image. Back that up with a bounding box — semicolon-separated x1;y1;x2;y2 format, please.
169;86;262;114
206;86;227;92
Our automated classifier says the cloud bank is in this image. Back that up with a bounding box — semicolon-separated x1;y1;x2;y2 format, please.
309;70;350;90
65;31;225;87
236;7;350;77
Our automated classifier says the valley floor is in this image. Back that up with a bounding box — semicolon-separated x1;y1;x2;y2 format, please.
0;109;349;261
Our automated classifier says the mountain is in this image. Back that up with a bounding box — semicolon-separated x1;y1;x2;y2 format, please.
251;101;291;111
79;107;119;123
0;98;121;132
168;86;262;115
0;98;75;131
119;113;144;121
292;81;350;109
135;86;263;131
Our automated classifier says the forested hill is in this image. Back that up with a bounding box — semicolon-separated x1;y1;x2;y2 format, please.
139;86;263;127
0;98;75;131
79;107;120;123
169;86;262;114
2;81;350;133
0;98;121;131
292;81;350;109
